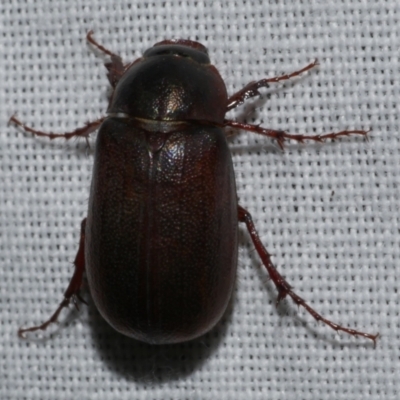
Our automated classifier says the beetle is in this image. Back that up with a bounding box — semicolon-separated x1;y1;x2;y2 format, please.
11;32;378;345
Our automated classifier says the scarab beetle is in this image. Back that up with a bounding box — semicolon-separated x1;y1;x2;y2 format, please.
11;32;378;345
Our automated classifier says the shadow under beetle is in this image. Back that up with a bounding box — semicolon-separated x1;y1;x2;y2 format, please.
11;32;378;345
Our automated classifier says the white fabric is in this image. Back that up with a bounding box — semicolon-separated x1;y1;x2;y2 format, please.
1;1;398;399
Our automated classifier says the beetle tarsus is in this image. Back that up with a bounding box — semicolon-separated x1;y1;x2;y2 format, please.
87;30;119;58
238;205;378;345
18;297;70;338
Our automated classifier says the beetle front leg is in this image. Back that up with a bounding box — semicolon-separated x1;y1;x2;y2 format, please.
18;218;87;338
238;205;378;345
227;60;318;111
226;120;368;150
86;30;126;88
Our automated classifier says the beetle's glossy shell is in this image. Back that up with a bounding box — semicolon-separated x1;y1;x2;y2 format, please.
85;118;238;344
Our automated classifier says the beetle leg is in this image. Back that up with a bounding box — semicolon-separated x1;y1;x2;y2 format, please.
225;119;369;150
18;219;87;338
9;115;105;145
238;205;378;345
86;30;126;88
226;60;318;111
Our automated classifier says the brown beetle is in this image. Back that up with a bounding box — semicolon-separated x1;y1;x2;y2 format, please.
11;32;378;345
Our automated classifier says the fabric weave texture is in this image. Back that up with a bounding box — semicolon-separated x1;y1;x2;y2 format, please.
0;1;399;399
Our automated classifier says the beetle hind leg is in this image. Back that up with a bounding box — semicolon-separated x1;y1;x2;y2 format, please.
18;219;87;338
238;205;378;345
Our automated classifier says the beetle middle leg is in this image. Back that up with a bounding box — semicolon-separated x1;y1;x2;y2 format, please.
225;119;368;150
9;115;105;146
238;205;378;345
18;219;87;338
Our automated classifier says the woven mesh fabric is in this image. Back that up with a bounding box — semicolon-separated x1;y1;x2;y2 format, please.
1;1;399;399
